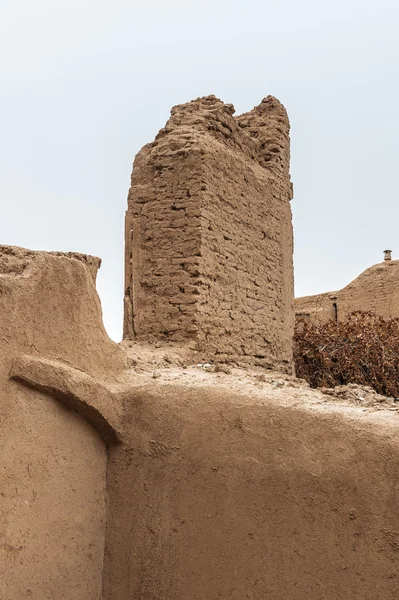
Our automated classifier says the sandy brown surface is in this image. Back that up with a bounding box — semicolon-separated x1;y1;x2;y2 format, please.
0;246;125;600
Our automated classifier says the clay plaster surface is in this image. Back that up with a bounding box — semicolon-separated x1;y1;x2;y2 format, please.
103;358;399;600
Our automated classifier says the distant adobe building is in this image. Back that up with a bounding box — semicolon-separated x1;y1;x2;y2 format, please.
124;95;294;372
295;250;399;323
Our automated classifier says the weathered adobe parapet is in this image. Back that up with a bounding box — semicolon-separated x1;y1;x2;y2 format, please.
124;95;294;372
0;244;124;377
0;244;102;282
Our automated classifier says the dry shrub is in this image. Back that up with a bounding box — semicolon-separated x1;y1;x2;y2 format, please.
294;311;399;397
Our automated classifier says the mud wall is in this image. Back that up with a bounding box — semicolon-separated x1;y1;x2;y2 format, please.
295;290;337;324
296;260;399;324
124;95;294;371
0;385;107;600
0;246;125;600
102;382;399;600
4;243;399;600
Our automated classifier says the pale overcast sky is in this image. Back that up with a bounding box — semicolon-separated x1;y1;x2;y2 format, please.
1;0;398;340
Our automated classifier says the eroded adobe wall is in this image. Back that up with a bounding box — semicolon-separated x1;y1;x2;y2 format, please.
102;380;399;600
0;246;125;600
198;97;293;368
124;95;294;371
295;260;399;324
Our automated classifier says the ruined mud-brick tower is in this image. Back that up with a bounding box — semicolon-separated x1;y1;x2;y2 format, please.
124;95;294;371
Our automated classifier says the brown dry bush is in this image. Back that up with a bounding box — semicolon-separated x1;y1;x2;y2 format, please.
294;311;399;397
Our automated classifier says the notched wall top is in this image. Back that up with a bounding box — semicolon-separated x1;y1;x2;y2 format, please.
0;244;101;282
0;244;125;378
124;95;294;371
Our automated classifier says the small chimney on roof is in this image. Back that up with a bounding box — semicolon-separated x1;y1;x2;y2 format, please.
384;249;392;262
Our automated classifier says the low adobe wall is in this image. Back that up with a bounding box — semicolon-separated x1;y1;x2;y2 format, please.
102;377;399;600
